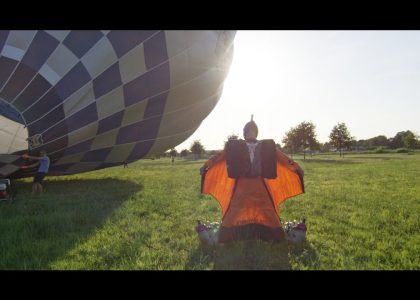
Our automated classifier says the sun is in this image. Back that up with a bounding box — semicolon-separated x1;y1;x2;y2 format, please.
218;31;297;135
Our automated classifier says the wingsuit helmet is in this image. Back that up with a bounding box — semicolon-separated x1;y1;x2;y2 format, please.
243;115;258;140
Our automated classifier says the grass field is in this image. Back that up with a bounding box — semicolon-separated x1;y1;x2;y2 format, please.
0;152;419;270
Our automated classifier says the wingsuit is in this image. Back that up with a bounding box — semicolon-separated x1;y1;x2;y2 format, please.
200;117;305;243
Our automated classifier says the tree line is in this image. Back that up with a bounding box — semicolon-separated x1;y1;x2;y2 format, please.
282;122;419;159
156;123;419;161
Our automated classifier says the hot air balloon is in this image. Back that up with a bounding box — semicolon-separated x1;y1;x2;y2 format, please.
0;30;236;178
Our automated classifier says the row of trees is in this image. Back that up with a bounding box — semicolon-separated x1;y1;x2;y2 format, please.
160;140;206;161
282;122;420;159
282;122;354;158
160;125;419;161
168;134;239;161
355;131;419;150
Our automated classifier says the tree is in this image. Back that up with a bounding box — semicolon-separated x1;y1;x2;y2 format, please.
388;131;407;149
227;133;239;140
282;127;300;158
207;150;218;156
282;121;320;160
169;148;177;163
355;139;367;149
356;135;388;150
403;131;418;149
329;122;354;157
180;149;189;158
154;152;166;159
370;135;388;148
190;140;205;159
320;142;331;153
224;133;239;149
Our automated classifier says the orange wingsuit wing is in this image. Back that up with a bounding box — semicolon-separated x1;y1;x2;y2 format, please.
264;149;305;215
201;151;235;217
201;149;304;218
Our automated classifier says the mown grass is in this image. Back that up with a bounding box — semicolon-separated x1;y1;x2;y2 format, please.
0;152;419;270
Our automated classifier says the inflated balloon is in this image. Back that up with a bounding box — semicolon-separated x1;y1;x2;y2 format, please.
0;30;236;178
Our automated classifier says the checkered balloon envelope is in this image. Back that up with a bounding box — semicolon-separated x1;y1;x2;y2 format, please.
0;30;236;178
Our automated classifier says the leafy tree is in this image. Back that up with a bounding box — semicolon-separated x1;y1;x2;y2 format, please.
282;121;320;159
329;122;354;157
370;135;388;148
403;131;418;149
282;127;300;158
320;142;331;153
190;140;205;159
388;131;407;149
180;149;189;158
169;148;177;162
224;133;239;149
356;135;388;150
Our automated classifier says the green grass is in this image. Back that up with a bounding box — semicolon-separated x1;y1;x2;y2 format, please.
0;153;419;270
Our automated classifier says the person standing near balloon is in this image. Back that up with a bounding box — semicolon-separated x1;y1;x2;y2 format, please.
21;150;50;196
200;116;305;243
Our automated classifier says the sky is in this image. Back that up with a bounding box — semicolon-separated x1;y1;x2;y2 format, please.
175;30;420;151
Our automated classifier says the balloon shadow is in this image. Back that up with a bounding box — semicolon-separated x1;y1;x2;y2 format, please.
0;178;142;269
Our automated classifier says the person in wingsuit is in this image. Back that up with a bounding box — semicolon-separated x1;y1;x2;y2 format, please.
200;116;304;243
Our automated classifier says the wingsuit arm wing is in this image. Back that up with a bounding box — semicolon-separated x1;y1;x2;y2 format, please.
263;149;305;215
200;150;236;217
201;148;305;218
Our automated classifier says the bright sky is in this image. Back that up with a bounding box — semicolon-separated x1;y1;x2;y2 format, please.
176;30;420;151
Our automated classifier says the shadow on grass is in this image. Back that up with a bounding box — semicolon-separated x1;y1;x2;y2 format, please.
185;243;217;270
287;239;318;269
0;178;142;270
186;238;318;270
185;240;317;270
213;240;291;270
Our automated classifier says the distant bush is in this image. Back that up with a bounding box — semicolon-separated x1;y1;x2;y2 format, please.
375;146;390;153
395;148;410;153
